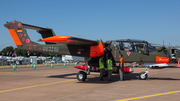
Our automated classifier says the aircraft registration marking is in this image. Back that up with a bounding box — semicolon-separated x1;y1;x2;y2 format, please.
115;90;180;101
43;46;59;52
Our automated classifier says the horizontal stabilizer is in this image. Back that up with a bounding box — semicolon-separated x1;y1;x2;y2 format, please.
22;23;56;44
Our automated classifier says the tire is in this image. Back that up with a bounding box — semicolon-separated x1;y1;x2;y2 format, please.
139;72;148;80
77;71;87;81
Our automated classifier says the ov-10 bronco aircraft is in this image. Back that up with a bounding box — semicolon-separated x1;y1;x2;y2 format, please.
4;21;173;81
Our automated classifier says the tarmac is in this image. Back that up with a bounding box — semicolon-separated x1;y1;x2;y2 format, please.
0;63;180;101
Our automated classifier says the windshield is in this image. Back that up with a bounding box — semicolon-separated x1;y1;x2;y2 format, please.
111;39;156;54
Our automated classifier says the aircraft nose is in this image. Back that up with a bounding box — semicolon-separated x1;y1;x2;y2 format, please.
129;68;134;73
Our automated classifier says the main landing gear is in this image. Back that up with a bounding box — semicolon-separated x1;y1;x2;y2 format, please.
77;71;87;81
77;58;91;81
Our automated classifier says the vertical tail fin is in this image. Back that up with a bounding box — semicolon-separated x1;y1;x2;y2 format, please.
4;21;41;51
4;21;33;46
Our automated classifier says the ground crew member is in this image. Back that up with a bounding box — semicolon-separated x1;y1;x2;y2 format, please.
119;54;124;81
99;56;105;81
107;57;113;81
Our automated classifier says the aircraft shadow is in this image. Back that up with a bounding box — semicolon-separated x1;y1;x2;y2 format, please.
148;77;180;80
46;72;180;83
77;75;118;84
47;73;77;79
77;73;140;84
46;73;140;83
150;66;178;69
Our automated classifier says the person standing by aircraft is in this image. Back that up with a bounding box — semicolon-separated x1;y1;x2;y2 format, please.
99;56;105;81
119;54;125;81
107;57;113;81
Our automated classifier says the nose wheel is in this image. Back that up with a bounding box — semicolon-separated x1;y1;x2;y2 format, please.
138;67;149;80
139;72;148;80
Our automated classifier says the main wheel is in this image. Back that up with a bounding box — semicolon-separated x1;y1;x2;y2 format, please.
77;71;87;81
139;72;148;80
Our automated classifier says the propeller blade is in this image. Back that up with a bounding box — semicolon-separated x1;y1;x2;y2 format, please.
100;39;107;53
100;39;106;47
108;41;112;48
107;41;112;51
100;39;112;53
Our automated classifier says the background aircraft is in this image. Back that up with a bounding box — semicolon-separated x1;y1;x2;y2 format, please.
165;47;180;63
4;21;177;81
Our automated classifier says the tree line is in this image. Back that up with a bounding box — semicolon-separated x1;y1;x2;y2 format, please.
0;46;61;57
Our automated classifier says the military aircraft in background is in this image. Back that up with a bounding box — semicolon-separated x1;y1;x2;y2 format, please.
165;47;180;63
150;44;180;63
4;21;178;81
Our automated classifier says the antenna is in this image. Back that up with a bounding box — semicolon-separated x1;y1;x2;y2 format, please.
163;40;164;46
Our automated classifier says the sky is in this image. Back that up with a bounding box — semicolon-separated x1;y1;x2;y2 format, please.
0;0;180;51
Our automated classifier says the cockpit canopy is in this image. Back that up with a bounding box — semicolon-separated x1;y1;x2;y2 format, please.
107;39;157;54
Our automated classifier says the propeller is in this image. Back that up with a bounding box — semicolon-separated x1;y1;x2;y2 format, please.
100;39;112;53
100;40;114;67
